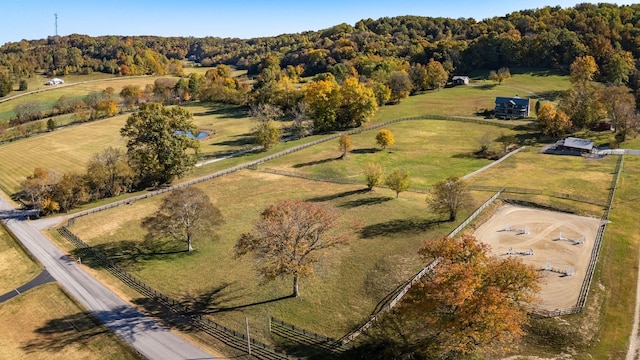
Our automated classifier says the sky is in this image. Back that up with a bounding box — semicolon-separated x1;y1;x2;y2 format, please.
0;1;637;46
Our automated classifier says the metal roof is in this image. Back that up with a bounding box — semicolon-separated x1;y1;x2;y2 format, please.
560;137;594;150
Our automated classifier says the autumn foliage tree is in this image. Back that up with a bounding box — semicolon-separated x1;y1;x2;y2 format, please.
235;200;348;297
375;129;394;149
336;77;378;128
364;162;384;190
425;59;449;90
250;103;282;150
600;85;638;142
338;134;352;158
537;102;572;137
384;169;410;198
489;67;511;84
142;187;223;252
386;235;540;358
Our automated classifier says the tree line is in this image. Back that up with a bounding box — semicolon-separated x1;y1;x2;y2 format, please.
4;4;640;99
18;102;198;214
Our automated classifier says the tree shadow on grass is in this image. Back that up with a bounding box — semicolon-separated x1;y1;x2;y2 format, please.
306;189;370;203
534;90;564;102
340;196;393;209
211;134;255;148
361;218;447;239
293;156;341;168
70;239;189;271
474;84;497;90
351;148;378;154
21;305;162;353
191;104;248;119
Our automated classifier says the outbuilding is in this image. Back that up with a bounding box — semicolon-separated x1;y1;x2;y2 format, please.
451;76;469;85
45;78;64;85
555;137;595;154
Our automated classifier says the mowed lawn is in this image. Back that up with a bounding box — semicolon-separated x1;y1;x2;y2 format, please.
373;71;570;120
467;148;618;204
587;156;640;358
0;102;259;194
0;284;143;360
0;115;128;194
67;170;487;341
0;225;141;359
0;224;41;294
266;119;520;188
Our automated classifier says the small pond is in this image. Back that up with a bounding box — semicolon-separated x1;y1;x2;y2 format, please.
175;130;209;140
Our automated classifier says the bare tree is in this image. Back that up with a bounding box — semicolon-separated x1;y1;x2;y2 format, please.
427;177;472;221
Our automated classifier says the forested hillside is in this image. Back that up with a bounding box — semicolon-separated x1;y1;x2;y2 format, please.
2;3;640;85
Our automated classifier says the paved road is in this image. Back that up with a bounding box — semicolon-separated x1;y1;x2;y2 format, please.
0;269;55;303
0;196;217;360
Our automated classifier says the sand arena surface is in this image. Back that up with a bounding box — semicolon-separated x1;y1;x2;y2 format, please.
473;205;601;310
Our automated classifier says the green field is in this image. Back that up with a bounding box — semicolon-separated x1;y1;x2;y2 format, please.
3;69;639;358
0;224;41;294
0;224;141;360
373;71;570;120
0;75;169;122
0;115;128;194
67;170;484;341
266;119;519;188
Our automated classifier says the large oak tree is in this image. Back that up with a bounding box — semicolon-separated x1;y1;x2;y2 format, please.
235;200;348;297
142;187;223;252
121;102;200;188
359;235;540;359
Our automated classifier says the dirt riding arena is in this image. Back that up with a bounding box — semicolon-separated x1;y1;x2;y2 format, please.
473;205;601;310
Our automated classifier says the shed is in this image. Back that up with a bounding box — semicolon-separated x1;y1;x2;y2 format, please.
451;76;469;85
555;137;594;153
45;78;64;85
494;96;530;119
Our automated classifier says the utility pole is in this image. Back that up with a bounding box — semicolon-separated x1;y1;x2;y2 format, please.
54;13;58;36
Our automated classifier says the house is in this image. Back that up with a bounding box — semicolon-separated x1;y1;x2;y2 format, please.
451;76;469;85
555;137;595;154
494;96;530;119
45;78;64;85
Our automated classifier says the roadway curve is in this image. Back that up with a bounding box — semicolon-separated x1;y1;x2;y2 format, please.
0;195;217;360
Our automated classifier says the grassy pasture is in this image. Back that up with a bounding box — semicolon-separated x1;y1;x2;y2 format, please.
0;115;128;194
467;147;618;205
265;119;520;188
0;72;116;103
374;71;570;121
586;156;640;358
67;170;485;341
0;102;259;194
0;223;141;359
0;283;143;360
0;224;41;294
0;76;176;122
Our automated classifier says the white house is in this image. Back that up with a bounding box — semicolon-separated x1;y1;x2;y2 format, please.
45;78;64;85
451;76;469;85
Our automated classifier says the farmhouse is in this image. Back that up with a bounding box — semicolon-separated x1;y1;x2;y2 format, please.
45;78;64;85
451;76;469;85
494;96;530;119
555;137;595;154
